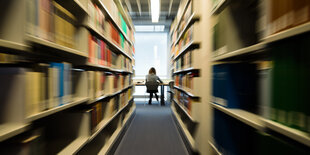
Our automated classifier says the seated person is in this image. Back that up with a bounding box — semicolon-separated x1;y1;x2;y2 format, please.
145;67;163;105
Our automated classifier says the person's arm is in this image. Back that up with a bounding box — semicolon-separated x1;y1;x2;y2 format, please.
157;76;163;84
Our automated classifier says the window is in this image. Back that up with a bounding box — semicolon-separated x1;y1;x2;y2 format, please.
134;32;168;79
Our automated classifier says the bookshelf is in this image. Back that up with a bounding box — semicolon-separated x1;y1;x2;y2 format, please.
210;102;264;131
169;0;206;153
0;0;135;154
263;119;310;147
209;0;310;154
208;140;222;155
0;39;30;54
170;0;310;154
0;124;31;142
25;35;88;58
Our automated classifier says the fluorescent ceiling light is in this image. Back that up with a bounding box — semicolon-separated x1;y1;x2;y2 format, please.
151;0;160;23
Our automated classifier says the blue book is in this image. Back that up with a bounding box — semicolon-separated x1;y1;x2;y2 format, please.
212;63;257;112
213;109;257;155
50;62;64;105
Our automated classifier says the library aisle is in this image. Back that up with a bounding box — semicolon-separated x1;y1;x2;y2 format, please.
114;102;189;155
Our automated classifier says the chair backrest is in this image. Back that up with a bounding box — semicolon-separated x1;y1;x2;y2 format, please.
145;81;159;91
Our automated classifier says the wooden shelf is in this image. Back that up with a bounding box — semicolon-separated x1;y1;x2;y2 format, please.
26;97;89;122
73;0;88;14
210;102;264;130
212;42;266;61
173;99;196;122
88;85;134;105
263;22;310;44
174;86;200;99
208;141;222;155
88;97;134;141
174;13;200;46
82;62;133;74
263;119;310;147
173;67;199;74
0;39;30;54
58;137;89;155
98;104;135;154
211;0;227;15
85;24;132;60
59;98;134;154
0;123;31;142
171;104;196;150
96;0;133;46
55;0;88;17
174;41;200;61
172;0;193;34
25;35;88;58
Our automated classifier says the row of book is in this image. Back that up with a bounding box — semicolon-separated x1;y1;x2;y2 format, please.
258;0;310;38
212;34;310;134
175;0;193;40
173;26;194;57
88;0;133;51
212;109;310;155
171;0;191;34
0;53;20;63
90;88;133;133
212;3;258;56
174;49;192;71
270;34;310;133
87;71;131;100
174;71;200;95
174;89;193;116
88;33;132;71
101;0;134;41
27;0;76;49
212;63;258;113
0;63;72;118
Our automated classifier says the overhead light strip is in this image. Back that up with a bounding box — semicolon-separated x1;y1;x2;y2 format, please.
151;0;160;23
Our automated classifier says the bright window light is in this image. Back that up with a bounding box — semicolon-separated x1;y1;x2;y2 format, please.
135;25;165;32
135;25;154;31
151;0;160;23
154;25;165;31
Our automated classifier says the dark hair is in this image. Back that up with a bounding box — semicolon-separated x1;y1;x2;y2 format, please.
149;67;156;75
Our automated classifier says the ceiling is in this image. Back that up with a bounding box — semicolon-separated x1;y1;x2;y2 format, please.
122;0;181;30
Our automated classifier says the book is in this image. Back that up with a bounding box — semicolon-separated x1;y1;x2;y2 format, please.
212;63;257;113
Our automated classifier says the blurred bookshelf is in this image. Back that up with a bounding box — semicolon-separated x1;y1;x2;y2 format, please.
0;0;135;154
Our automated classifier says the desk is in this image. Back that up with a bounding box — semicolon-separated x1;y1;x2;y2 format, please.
134;83;169;106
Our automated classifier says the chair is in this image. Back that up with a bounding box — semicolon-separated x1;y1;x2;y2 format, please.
145;81;160;105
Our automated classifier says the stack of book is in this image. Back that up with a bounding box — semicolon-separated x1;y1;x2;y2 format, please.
212;1;258;55
258;0;310;38
0;62;72;117
27;0;76;48
88;0;132;54
88;34;111;66
270;34;310;133
212;63;257;113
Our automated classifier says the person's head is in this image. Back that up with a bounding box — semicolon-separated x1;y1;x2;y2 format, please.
149;67;156;75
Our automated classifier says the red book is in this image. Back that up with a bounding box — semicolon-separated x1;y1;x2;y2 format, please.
100;40;105;66
88;34;92;63
107;48;111;67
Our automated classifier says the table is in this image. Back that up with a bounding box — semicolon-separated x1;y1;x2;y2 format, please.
134;83;169;106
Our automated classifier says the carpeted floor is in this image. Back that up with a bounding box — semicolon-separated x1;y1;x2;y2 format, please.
114;102;189;155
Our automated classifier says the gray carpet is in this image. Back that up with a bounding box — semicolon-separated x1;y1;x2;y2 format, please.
114;102;189;155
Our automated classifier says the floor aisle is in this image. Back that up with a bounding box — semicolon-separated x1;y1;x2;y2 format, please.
114;102;189;155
